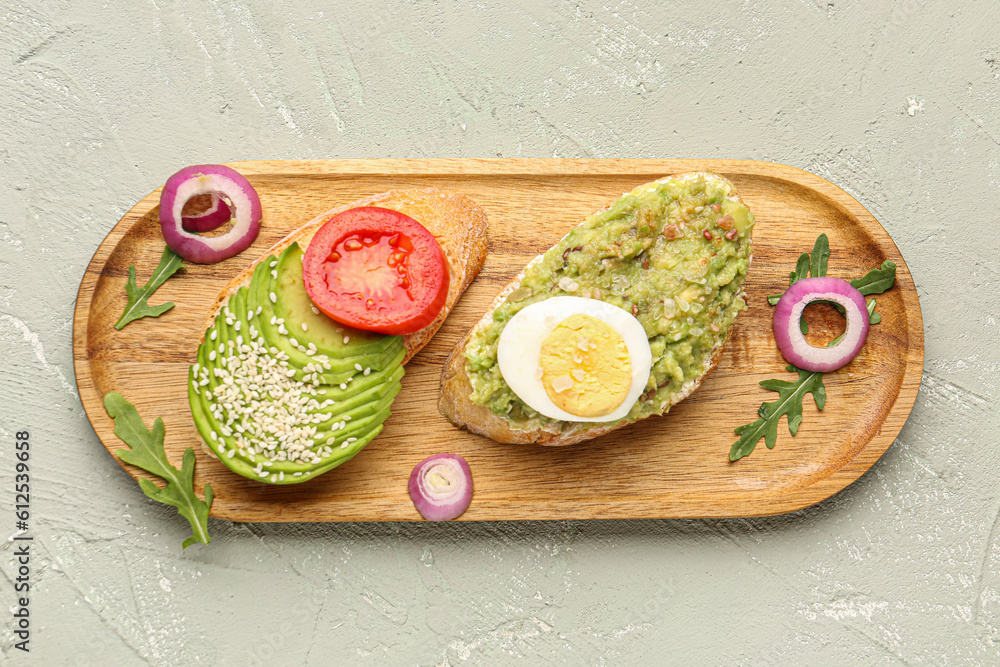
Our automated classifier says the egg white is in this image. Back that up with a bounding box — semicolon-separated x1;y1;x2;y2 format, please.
496;296;653;422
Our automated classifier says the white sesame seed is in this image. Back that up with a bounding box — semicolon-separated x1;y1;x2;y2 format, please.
311;306;319;315
279;472;285;481
363;367;371;376
270;260;277;268
198;318;377;467
269;292;277;303
256;306;262;315
209;350;217;361
354;363;363;371
301;323;308;332
234;320;241;331
289;337;298;347
193;363;201;374
271;270;278;279
339;383;347;390
258;470;269;478
343;336;350;344
209;431;217;440
218;344;224;354
225;317;233;325
210;330;217;341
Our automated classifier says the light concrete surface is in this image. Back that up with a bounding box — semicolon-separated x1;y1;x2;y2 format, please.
1;0;997;664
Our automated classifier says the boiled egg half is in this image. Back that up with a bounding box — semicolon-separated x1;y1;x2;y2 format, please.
497;296;652;422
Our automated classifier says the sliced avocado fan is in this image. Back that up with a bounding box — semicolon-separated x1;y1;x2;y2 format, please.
188;243;404;485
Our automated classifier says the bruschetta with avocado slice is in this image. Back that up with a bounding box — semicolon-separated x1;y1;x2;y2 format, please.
190;188;488;483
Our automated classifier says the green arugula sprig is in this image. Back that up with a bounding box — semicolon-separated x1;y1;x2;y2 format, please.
730;366;826;461
729;235;897;462
104;392;213;548
115;246;185;329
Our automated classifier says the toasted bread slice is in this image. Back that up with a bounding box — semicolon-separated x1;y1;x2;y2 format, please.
439;172;753;446
201;187;488;363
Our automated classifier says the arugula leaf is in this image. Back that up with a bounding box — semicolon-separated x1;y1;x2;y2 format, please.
809;234;830;279
103;392;213;548
730;366;827;461
114;246;185;330
790;253;810;285
769;236;830;306
850;260;897;295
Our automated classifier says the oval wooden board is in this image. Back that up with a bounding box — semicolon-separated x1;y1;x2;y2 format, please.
73;159;923;522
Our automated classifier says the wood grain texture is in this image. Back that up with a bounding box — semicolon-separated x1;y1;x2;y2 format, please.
72;159;924;522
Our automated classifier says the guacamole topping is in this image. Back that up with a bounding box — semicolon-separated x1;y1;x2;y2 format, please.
464;173;754;432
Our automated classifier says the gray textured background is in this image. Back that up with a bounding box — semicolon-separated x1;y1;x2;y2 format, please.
1;1;998;664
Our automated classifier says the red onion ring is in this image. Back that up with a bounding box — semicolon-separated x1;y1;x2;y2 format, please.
159;164;262;264
773;276;870;372
182;193;232;233
408;453;473;521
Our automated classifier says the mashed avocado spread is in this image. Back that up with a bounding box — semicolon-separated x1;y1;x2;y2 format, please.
464;173;754;431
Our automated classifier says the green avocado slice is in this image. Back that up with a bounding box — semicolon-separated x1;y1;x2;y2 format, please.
190;321;402;482
188;245;407;485
273;244;398;359
251;246;404;378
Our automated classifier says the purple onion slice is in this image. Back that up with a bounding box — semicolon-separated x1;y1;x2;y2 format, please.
181;193;232;233
408;453;473;521
159;164;261;264
773;276;870;373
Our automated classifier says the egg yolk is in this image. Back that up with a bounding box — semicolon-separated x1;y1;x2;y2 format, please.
539;313;632;417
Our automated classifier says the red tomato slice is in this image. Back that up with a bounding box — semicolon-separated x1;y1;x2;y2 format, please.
302;207;450;335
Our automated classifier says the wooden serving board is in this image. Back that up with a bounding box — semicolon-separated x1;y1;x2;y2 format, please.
73;159;923;522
